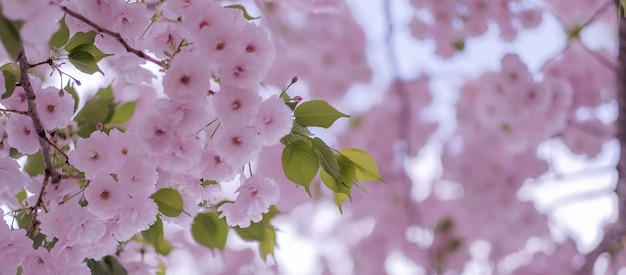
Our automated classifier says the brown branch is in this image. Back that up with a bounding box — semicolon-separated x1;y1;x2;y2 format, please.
18;47;60;236
0;108;28;115
578;2;626;273
18;50;57;181
55;4;164;67
26;174;50;236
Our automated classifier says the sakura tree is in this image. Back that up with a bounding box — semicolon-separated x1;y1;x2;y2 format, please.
0;0;623;274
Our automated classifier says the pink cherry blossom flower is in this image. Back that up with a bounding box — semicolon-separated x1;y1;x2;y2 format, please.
39;201;106;246
199;143;236;182
117;157;158;197
84;174;127;219
213;85;262;125
6;114;39;155
0;157;29;203
214;125;262;168
163;52;213;100
255;95;293;146
68;131;115;180
0;211;31;275
112;196;158;241
21;248;59;275
0;86;27;112
218;176;279;227
35;87;74;130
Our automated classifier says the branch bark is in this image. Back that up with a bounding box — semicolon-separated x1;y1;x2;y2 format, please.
56;4;163;67
578;2;626;273
18;47;60;236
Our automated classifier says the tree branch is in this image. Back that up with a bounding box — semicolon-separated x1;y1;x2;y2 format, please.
578;2;626;273
55;4;164;67
18;47;60;236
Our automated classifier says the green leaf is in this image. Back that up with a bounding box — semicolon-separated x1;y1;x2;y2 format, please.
151;188;184;217
294;100;349;128
141;215;166;255
333;192;348;214
234;206;278;260
72;43;112;62
280;121;312;145
15;189;26;204
64;81;80;113
234;206;279;242
68;50;102;75
0;11;21;60
339;148;384;182
155;239;173;256
73;86;115;138
258;227;276;261
225;4;260;20
64;31;96;52
320;154;355;195
108;101;136;125
191;212;228;251
49;16;69;48
1;62;19;99
281;140;318;196
24;152;44;177
86;256;128;275
311;138;341;180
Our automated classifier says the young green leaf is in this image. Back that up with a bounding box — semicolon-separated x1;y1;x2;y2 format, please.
311;137;341;180
234;206;279;260
225;4;260;20
294;100;349;128
141;215;164;254
1;63;19;99
0;12;21;60
24;151;44;177
282;140;319;195
258;226;276;261
64;31;96;52
49;16;69;48
339;148;384;182
68;50;102;75
191;212;229;251
108;101;137;125
151;188;184;217
320;154;355;195
333;192;349;214
73;86;115;137
64;82;80;113
280;121;312;145
86;256;128;275
72;43;112;62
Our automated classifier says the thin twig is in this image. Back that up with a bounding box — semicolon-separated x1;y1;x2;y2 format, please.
26;174;50;236
582;45;619;71
0;108;28;115
55;4;164;67
18;46;60;236
18;50;57;181
578;1;626;273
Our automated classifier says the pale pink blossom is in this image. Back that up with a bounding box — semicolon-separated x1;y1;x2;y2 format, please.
218;176;279;227
6;114;39;155
199;143;236;182
214;125;262;167
84;174;127;219
213;85;262;125
35;87;74;130
255;95;293;146
68;131;115;179
117;157;158;197
163;52;213;100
